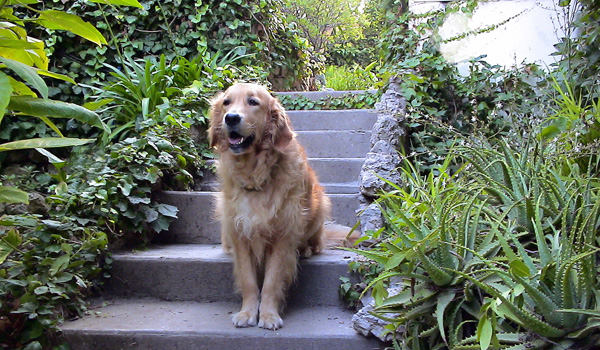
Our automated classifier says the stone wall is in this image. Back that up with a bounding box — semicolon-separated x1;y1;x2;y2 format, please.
356;78;407;239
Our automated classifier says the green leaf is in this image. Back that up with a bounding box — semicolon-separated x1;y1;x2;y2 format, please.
36;69;77;85
34;286;49;295
83;98;113;111
0;38;40;50
414;246;453;286
450;269;566;338
88;0;144;8
436;290;456;343
39;115;64;137
0;56;48;99
0;137;94;151
477;315;493;350
38;10;107;46
539;124;561;141
344;247;389;265
558;309;600;317
157;204;178;218
35;148;65;165
0;229;22;264
0;72;11;124
509;260;530;278
50;254;70;276
8;96;109;133
0;186;29;204
7;76;36;97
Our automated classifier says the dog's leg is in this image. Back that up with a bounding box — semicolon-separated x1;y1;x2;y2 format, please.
231;239;259;328
258;238;297;330
221;222;233;254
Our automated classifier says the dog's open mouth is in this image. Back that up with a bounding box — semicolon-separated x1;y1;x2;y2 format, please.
228;131;254;153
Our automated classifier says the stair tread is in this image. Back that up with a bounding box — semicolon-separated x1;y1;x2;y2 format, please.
197;181;359;194
112;244;356;264
62;298;360;338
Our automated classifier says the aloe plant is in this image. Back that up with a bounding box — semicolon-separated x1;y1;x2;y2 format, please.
349;155;509;349
350;137;600;349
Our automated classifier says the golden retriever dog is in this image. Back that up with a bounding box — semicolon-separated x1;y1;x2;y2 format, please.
208;83;357;330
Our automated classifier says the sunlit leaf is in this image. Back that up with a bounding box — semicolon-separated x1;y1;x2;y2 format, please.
88;0;144;8
0;56;48;99
0;186;29;204
0;229;22;264
38;10;107;46
8;96;109;133
36;69;77;85
0;72;11;124
0;137;94;151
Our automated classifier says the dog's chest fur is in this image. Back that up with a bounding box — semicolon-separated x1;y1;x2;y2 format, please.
218;146;310;238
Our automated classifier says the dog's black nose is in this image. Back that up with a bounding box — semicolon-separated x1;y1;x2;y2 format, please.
225;113;241;126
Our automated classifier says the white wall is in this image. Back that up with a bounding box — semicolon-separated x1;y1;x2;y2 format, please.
409;0;572;72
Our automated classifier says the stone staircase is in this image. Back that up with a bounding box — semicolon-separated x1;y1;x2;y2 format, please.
60;92;383;350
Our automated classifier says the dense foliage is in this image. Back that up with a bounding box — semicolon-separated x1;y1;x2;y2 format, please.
278;91;380;110
41;0;311;96
378;0;549;173
0;2;133;348
282;0;384;87
343;1;600;349
281;0;364;54
546;0;600;175
0;1;274;348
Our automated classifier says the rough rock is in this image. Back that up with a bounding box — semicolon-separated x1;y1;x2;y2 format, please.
4;192;48;215
356;77;407;240
356;197;384;239
352;286;404;342
359;151;403;198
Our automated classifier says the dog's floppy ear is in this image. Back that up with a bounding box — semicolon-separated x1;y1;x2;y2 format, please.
208;92;224;149
269;97;294;152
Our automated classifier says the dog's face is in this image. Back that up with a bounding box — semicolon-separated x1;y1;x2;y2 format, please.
209;83;293;155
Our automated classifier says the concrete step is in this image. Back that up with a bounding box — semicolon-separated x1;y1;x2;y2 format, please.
60;299;383;350
157;191;360;245
196;158;364;194
106;244;356;307
287;109;376;131
296;130;371;158
197;181;359;194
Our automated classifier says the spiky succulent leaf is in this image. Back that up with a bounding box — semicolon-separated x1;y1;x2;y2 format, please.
414;246;453;287
450;269;566;338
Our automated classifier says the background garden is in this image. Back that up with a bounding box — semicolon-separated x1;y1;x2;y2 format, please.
0;0;598;349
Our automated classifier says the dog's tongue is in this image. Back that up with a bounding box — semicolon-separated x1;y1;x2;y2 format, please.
229;135;244;145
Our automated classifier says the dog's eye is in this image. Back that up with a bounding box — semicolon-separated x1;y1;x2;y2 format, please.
223;99;231;106
248;98;259;106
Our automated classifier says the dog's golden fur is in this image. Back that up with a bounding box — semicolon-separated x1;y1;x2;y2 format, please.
208;83;356;330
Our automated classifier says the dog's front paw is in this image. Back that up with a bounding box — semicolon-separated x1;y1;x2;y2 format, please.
222;243;233;255
258;312;283;330
232;310;258;328
299;246;313;259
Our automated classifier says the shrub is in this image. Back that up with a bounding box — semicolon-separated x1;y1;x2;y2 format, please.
0;2;131;348
324;64;379;91
42;0;311;97
0;215;109;350
378;2;549;173
348;136;600;349
278;91;380;110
